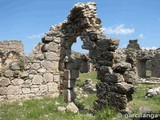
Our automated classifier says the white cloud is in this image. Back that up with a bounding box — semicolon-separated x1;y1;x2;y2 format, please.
139;34;144;38
142;46;157;50
104;24;134;35
27;33;44;39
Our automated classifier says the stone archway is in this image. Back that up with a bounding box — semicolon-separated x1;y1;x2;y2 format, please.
41;2;135;112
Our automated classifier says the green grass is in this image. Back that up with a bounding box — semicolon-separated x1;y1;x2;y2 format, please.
0;97;93;120
129;83;160;114
0;72;160;120
76;71;98;87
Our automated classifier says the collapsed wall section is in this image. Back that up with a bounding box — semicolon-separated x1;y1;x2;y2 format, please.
0;40;24;55
0;2;136;113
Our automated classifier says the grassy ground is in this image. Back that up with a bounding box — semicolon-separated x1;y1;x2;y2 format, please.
0;72;160;120
129;83;160;114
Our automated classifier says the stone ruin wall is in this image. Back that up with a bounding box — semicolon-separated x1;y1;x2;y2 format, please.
0;39;60;102
0;2;136;113
0;40;24;55
118;39;160;78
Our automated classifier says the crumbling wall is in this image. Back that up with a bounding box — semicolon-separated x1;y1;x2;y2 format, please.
0;53;60;102
0;2;135;113
122;40;160;78
0;40;24;55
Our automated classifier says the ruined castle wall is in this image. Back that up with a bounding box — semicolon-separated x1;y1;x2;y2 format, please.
0;40;61;102
0;2;135;113
0;40;24;55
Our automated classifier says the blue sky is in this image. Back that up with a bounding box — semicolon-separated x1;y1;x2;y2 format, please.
0;0;160;53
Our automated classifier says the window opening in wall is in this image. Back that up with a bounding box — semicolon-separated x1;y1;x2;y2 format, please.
146;60;152;77
71;37;97;111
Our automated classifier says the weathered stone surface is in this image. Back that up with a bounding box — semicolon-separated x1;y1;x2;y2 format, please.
127;40;141;50
40;85;48;93
104;73;124;83
29;70;37;74
113;62;131;74
43;73;53;83
47;82;59;92
0;40;24;55
108;92;127;110
22;88;31;94
66;102;79;113
32;75;43;84
53;74;60;82
145;87;160;98
12;79;24;85
44;52;59;61
0;87;6;95
35;54;44;60
42;42;59;52
41;60;54;70
13;70;20;78
7;85;21;95
4;70;13;78
9;62;20;70
52;61;59;70
31;63;41;70
20;72;29;79
0;77;11;87
124;71;137;83
37;68;46;73
31;86;39;93
109;82;135;94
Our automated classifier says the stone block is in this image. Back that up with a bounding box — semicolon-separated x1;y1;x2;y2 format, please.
47;82;59;92
20;72;29;79
52;61;59;70
7;85;21;95
12;78;24;85
53;74;60;82
42;42;59;52
22;88;31;94
44;52;59;61
4;70;13;78
31;63;41;70
0;77;11;87
108;92;127;110
41;60;54;70
104;73;124;83
35;54;44;60
66;102;79;113
113;62;131;74
29;70;37;74
0;87;7;95
32;75;43;84
0;96;6;102
42;36;53;43
40;85;48;93
43;73;53;83
31;87;39;93
38;68;46;73
109;82;135;94
9;62;20;71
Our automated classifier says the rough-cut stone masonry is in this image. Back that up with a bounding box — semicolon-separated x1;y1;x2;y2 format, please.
118;40;160;78
0;40;24;55
0;2;136;113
